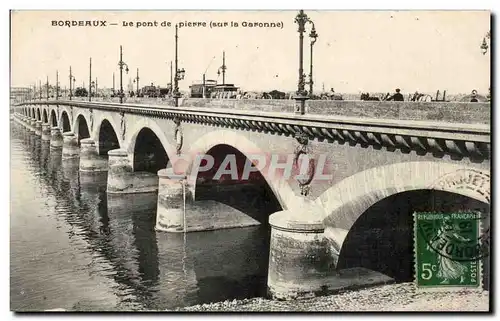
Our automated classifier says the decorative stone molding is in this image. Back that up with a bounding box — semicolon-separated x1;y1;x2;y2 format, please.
89;108;94;132
17;101;491;162
293;131;315;196
120;111;126;141
173;117;183;156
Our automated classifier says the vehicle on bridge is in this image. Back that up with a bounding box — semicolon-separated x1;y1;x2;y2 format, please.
138;84;171;98
189;79;218;98
209;84;239;99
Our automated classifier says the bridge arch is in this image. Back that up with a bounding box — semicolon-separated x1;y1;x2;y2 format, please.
32;107;35;119
132;127;170;174
74;114;90;144
319;161;490;229
127;117;175;170
97;118;120;156
186;130;296;211
36;108;41;121
42;109;48;123
49;109;57;127
60;111;71;132
319;161;490;281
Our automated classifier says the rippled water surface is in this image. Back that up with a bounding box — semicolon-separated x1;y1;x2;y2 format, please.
10;122;270;311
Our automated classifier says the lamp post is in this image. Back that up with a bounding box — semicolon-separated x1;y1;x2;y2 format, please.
133;68;140;97
69;66;76;100
90;80;96;99
55;70;59;100
89;57;92;102
480;31;491;55
39;80;42;100
203;56;216;98
173;24;186;106
217;51;227;85
480;31;491;101
46;76;49;100
118;45;130;104
112;72;115;96
293;10;313;114
307;23;318;98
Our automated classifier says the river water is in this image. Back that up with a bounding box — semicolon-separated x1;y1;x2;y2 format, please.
10;122;270;311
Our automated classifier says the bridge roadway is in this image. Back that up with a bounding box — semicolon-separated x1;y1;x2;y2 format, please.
12;98;491;300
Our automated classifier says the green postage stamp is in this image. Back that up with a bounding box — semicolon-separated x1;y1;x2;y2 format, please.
414;211;488;291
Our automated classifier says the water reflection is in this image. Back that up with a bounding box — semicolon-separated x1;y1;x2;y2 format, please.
106;193;162;310
11;121;270;311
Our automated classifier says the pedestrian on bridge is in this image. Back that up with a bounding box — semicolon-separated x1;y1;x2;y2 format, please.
386;88;404;101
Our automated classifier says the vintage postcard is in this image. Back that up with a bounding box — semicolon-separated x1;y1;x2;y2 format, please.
10;10;491;312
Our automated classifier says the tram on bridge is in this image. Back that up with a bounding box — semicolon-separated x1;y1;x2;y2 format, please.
189;81;239;99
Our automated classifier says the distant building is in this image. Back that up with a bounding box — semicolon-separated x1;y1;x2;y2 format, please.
10;87;32;103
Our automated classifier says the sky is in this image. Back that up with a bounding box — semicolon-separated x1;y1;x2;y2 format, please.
10;10;491;95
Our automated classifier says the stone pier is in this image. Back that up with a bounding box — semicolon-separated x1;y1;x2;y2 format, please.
155;168;190;233
107;148;159;194
41;123;51;141
267;205;336;300
155;168;261;233
49;127;63;148
28;119;36;132
267;203;394;300
79;138;108;172
34;120;42;136
62;132;79;159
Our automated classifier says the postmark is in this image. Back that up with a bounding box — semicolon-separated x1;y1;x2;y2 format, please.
414;211;487;291
429;168;490;205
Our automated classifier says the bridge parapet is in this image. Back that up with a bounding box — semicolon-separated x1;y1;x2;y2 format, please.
45;98;490;125
17;100;490;161
177;99;490;125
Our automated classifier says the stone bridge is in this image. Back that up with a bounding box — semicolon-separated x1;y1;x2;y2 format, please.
12;98;490;300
